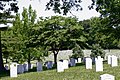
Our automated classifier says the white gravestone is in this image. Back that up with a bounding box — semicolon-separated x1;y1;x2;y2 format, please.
95;57;103;72
57;61;64;72
10;63;17;77
75;59;78;63
100;74;115;80
78;58;82;63
46;61;53;69
23;63;28;72
17;64;24;74
63;60;69;69
37;62;42;72
70;58;76;66
107;55;112;65
111;55;118;67
85;58;92;69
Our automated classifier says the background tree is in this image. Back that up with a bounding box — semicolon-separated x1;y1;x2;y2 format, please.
31;16;85;65
0;0;18;71
12;5;37;67
71;43;84;59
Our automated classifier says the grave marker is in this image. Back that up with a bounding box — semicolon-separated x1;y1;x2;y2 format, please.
107;55;112;65
10;63;17;77
85;58;92;69
100;74;115;80
63;60;69;69
37;62;42;72
111;55;118;67
95;57;103;72
57;61;64;72
70;58;76;66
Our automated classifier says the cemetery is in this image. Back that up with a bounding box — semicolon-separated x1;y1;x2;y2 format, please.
0;0;120;80
0;52;120;80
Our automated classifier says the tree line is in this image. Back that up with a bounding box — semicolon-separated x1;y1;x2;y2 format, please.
0;0;119;71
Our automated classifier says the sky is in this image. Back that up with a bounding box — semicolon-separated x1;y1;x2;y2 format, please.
17;0;100;21
0;0;100;27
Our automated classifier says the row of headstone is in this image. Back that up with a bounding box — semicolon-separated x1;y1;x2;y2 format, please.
107;55;118;67
10;62;43;77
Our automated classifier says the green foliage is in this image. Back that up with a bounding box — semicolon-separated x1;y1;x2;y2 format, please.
90;44;105;58
31;16;86;64
46;0;82;15
71;43;84;58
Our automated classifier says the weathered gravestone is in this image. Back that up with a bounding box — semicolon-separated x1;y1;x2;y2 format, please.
46;61;53;69
70;58;76;66
17;64;24;74
63;60;69;69
95;56;103;72
23;63;28;72
57;61;64;72
107;55;112;65
100;74;115;80
111;55;118;67
10;63;17;77
85;58;92;69
37;62;43;72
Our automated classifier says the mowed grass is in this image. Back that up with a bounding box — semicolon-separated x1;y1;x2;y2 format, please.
1;62;120;80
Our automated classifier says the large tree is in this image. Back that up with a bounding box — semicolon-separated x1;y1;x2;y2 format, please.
30;16;85;64
0;0;18;71
12;5;37;66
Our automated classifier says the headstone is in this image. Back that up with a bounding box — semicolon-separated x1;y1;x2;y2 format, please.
85;58;92;69
17;64;24;74
46;61;53;69
70;58;76;66
111;55;118;67
75;59;78;63
10;63;17;77
78;58;82;63
5;65;9;70
107;55;112;65
95;57;103;72
37;62;42;72
57;61;64;72
23;63;28;72
63;60;69;69
100;74;115;80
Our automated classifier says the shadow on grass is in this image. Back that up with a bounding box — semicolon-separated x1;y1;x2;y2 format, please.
0;70;10;78
74;63;85;67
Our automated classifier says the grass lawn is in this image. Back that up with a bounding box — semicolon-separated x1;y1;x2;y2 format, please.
0;62;120;80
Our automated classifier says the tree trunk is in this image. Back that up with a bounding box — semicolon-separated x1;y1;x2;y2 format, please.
6;58;8;63
54;52;58;65
0;31;6;71
28;53;31;69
